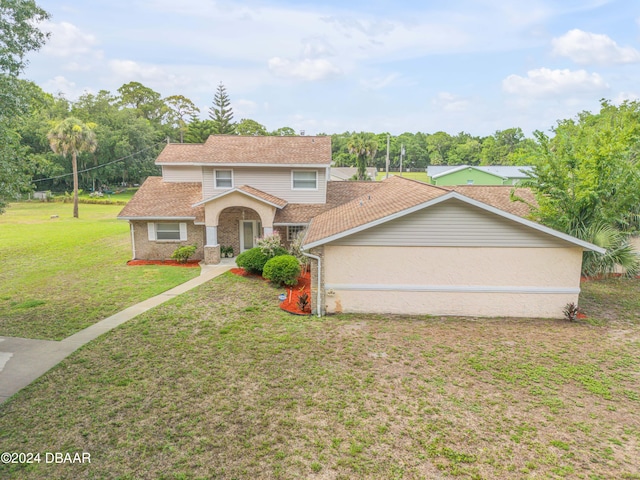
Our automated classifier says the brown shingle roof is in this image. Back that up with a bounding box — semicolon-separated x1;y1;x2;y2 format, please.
236;185;288;208
118;177;204;222
303;176;451;245
451;185;537;217
303;177;538;246
275;181;380;224
156;135;331;165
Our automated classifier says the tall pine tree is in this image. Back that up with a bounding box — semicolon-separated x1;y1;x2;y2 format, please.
208;82;236;134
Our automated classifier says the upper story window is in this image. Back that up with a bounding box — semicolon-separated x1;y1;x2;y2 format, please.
292;170;318;190
215;170;233;189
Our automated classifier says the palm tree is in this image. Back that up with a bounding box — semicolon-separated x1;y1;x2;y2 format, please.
347;133;378;181
48;117;97;218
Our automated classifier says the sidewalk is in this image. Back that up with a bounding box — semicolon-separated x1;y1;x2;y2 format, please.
0;262;232;404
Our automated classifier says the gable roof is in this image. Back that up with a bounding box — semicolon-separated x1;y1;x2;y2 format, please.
427;165;533;179
302;176;451;246
302;176;605;253
156;135;331;166
193;185;288;209
117;177;204;222
275;181;380;224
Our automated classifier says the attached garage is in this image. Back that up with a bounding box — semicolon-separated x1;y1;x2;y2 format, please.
303;177;604;319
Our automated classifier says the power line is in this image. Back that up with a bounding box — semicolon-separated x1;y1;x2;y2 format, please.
32;142;164;183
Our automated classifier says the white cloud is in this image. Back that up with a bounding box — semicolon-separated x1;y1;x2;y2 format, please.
502;68;609;97
432;92;470;112
235;99;259;117
552;29;640;65
614;91;640;104
42;21;97;57
41;75;82;98
268;57;341;81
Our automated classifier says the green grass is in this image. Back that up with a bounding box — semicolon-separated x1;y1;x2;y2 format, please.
376;171;430;182
1;273;638;479
0;202;199;340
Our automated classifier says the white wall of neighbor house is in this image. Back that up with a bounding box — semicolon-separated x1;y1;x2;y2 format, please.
322;245;584;318
201;167;326;203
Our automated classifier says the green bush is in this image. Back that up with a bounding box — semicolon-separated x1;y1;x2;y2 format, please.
171;245;197;264
236;247;269;273
236;246;288;274
263;255;301;286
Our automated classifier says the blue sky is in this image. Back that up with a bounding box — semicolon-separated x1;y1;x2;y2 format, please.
24;0;640;136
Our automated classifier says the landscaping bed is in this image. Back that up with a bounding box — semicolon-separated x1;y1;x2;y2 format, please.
231;267;312;315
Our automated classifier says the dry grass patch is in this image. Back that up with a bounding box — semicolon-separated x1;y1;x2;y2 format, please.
0;274;639;479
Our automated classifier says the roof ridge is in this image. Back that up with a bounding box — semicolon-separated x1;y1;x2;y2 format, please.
385;174;453;192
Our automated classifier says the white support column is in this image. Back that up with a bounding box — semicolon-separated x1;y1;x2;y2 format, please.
206;226;218;246
263;226;274;236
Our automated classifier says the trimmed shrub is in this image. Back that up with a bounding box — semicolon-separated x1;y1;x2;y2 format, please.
171;244;197;264
263;255;301;286
236;247;270;274
236;245;289;274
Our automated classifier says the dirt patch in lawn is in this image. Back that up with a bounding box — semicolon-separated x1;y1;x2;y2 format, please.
127;259;200;267
231;268;312;315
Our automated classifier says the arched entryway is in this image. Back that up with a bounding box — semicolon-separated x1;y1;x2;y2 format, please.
218;206;262;255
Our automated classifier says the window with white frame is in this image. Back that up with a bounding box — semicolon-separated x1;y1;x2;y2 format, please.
287;225;306;242
148;222;187;241
292;170;317;190
215;170;233;188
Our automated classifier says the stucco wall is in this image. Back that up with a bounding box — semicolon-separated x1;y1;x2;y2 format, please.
322;245;584;318
204;191;276;228
131;221;205;260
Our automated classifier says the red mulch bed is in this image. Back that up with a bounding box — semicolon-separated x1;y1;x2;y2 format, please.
231;268;312;315
279;271;311;315
127;259;201;267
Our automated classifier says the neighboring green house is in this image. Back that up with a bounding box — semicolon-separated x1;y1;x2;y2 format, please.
427;165;533;186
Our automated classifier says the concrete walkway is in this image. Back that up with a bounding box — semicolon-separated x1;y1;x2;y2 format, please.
0;261;233;404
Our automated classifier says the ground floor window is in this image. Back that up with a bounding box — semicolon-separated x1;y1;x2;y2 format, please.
148;222;187;241
287;225;307;242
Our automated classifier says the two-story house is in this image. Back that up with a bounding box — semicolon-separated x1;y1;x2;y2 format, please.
118;135;374;263
119;135;604;319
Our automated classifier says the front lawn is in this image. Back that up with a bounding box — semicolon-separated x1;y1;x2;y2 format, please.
0;202;199;340
1;274;638;479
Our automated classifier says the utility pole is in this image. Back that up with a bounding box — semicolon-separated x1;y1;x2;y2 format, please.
385;134;390;179
400;144;405;175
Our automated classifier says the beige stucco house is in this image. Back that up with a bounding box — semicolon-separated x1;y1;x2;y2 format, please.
119;135;604;319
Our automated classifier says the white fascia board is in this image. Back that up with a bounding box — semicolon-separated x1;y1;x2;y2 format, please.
157;162;329;168
117;216;195;221
303;191;606;253
273;222;310;226
302;194;456;249
192;188;286;209
450;193;606;253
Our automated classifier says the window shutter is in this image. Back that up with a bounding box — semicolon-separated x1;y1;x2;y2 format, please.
147;222;155;241
179;223;188;241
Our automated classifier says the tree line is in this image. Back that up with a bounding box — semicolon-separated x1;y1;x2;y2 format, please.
2;0;639;275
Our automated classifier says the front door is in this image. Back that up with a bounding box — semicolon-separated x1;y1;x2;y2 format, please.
240;220;261;252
